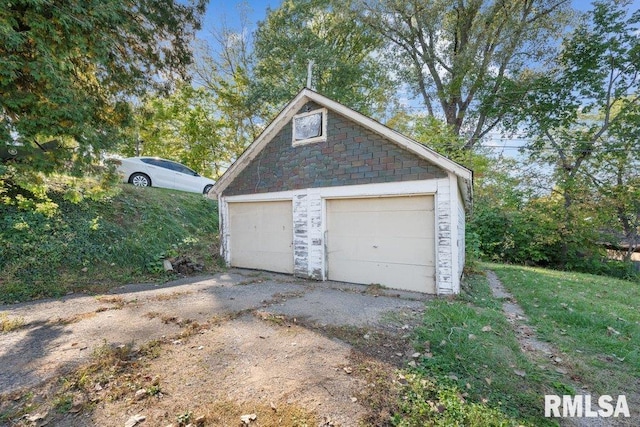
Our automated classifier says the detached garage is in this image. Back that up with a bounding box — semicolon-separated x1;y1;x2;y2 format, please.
210;89;472;294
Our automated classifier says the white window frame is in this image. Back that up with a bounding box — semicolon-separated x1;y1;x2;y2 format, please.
292;108;327;146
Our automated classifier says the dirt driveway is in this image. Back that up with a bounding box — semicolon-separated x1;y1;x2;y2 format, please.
0;270;430;426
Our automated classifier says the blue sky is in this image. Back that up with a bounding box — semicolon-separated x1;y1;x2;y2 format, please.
202;0;275;33
200;0;639;160
201;0;640;35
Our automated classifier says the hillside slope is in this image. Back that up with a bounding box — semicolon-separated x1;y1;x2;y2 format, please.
0;185;219;303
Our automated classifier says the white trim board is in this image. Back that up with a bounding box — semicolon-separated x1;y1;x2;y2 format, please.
221;179;439;203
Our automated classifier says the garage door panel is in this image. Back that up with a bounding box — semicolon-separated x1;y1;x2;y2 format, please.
327;196;435;293
329;259;435;294
328;196;433;212
228;201;293;274
330;236;434;265
329;211;433;238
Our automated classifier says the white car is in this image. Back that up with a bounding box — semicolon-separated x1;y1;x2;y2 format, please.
116;157;215;194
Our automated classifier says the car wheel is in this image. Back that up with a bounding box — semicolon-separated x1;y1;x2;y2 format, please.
129;173;151;187
203;184;213;195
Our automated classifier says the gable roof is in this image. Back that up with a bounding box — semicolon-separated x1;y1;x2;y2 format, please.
211;88;473;206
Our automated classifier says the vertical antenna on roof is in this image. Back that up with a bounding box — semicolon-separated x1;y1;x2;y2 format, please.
306;60;315;90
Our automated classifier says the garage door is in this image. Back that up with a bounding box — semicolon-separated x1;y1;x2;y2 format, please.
228;201;293;274
327;195;435;293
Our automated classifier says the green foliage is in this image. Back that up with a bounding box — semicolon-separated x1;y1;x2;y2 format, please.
123;84;229;178
396;115;491;174
191;9;266;154
1;0;205;205
352;0;574;147
393;374;520;427
397;273;556;426
514;0;640;269
0;183;219;303
252;0;397;119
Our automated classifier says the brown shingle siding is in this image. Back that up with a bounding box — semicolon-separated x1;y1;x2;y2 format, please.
223;107;447;196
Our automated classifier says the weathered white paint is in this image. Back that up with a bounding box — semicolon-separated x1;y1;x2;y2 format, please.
435;177;454;294
292;108;328;146
218;173;466;294
449;174;459;291
292;193;308;277
457;184;466;290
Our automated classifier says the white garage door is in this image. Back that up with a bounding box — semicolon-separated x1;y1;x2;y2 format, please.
327;195;435;293
228;201;293;274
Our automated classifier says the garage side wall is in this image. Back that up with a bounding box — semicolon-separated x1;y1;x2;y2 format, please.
457;185;466;284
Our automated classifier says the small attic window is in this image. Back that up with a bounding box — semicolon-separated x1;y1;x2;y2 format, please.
292;108;327;146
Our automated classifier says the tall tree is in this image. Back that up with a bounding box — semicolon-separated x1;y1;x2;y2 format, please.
125;84;228;178
521;0;640;266
585;108;640;263
191;6;264;155
1;0;205;191
351;0;573;148
252;0;398;119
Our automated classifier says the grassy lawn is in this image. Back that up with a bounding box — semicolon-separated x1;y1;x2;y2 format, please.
397;264;639;426
489;263;640;404
396;272;561;426
0;184;220;303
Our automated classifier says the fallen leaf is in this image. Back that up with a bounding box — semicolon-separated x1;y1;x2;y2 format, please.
607;326;621;336
134;389;146;401
485;377;492;385
513;369;526;377
240;414;257;425
468;334;476;340
27;412;48;422
481;325;492;332
124;414;146;427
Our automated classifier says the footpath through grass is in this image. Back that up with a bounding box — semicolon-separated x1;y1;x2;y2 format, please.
0;184;219;303
395;272;561;426
489;263;640;408
397;265;640;425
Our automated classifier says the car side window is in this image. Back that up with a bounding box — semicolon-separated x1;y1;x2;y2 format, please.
157;160;178;171
174;163;198;176
141;158;163;167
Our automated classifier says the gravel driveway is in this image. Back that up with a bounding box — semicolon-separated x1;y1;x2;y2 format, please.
0;270;429;426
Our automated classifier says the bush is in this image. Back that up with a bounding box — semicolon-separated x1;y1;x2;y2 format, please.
0;183;219;302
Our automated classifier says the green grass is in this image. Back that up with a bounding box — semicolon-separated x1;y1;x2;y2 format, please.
488;263;640;399
396;273;561;426
0;184;220;303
